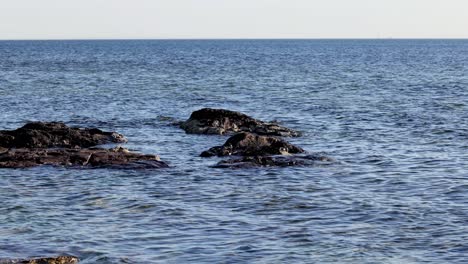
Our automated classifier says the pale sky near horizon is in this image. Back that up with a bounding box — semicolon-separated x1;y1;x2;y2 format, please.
0;0;467;39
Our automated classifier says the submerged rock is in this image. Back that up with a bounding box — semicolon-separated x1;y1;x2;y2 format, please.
214;154;334;168
0;147;168;169
0;122;127;149
201;132;304;157
180;108;300;137
0;256;79;264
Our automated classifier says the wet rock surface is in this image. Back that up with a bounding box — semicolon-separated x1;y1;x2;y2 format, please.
197;126;333;168
214;154;334;168
180;108;301;137
0;256;79;264
201;132;304;157
0;122;127;149
0;122;168;169
0;147;168;169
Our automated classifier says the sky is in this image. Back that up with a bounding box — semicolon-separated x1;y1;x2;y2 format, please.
0;0;467;39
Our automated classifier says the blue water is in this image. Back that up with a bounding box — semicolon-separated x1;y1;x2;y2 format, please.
0;40;467;263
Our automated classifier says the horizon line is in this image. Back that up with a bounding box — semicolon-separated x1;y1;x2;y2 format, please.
1;37;468;41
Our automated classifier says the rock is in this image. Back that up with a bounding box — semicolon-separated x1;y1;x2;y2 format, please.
0;147;168;169
200;132;304;157
0;122;167;169
0;147;7;154
214;154;334;168
0;256;79;264
0;122;127;149
180;108;300;137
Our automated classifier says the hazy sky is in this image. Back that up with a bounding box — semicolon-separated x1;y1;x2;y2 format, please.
1;0;467;39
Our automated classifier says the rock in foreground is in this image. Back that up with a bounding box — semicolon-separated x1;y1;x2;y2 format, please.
214;154;334;168
201;132;304;157
0;256;79;264
0;122;127;149
0;147;168;169
180;108;300;137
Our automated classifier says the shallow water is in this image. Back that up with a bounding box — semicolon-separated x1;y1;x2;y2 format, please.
0;40;467;263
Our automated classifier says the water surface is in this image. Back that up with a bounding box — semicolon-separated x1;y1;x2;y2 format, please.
0;40;467;263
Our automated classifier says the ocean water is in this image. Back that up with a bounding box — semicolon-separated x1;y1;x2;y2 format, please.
0;40;467;263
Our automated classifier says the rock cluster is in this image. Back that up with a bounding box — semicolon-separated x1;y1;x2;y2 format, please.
0;122;167;169
180;108;300;137
181;108;332;168
0;256;79;264
0;111;330;169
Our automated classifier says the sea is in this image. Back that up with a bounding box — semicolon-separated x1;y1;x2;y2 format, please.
0;40;467;263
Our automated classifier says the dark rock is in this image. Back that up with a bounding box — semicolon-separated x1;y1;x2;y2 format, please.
0;147;168;169
0;256;79;264
214;154;334;168
0;122;127;149
180;108;300;137
201;132;304;157
0;147;7;154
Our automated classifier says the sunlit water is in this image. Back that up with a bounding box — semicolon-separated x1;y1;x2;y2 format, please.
0;40;467;263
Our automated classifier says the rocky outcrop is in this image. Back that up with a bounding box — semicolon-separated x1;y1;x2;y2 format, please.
0;122;127;149
0;122;168;169
0;256;79;264
180;108;300;137
0;147;168;169
200;132;304;157
198;130;333;168
214;154;334;168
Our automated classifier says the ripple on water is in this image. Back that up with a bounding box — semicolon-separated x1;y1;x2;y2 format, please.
1;40;468;263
